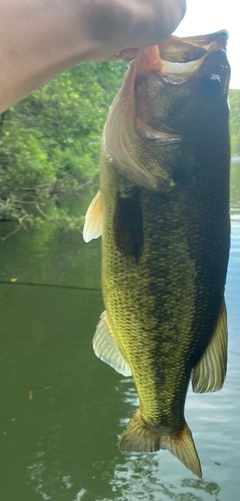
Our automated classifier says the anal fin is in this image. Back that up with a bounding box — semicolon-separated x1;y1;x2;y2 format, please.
93;311;132;377
191;299;228;393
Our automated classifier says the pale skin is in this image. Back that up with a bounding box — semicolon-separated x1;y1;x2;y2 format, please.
0;0;186;114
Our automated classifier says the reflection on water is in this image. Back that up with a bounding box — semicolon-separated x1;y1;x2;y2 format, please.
0;164;239;501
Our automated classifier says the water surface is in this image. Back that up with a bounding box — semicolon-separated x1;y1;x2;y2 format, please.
0;164;239;501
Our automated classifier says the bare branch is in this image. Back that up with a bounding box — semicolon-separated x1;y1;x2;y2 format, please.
1;213;28;241
34;202;49;219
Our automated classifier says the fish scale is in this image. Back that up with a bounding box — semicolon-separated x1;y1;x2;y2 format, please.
103;176;208;426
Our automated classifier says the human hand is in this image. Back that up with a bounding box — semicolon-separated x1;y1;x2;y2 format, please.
87;0;186;62
0;0;186;112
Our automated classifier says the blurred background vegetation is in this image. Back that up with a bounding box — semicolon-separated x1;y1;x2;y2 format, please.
0;61;127;232
0;61;239;232
229;90;240;157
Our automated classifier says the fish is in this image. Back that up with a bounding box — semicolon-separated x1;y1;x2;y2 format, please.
83;31;230;478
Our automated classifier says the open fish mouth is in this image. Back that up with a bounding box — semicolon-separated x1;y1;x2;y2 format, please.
159;29;229;63
132;30;230;138
173;30;229;52
134;30;229;85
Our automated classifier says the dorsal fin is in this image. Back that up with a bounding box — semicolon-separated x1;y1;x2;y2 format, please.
83;190;103;243
191;299;228;393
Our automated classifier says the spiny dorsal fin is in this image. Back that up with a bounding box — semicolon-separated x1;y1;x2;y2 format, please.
191;299;228;393
93;311;132;377
119;411;202;478
83;190;103;243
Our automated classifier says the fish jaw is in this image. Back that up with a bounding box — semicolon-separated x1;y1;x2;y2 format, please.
156;30;228;66
175;29;229;51
134;44;204;83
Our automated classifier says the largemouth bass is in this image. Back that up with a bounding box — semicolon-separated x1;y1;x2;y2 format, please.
83;31;230;478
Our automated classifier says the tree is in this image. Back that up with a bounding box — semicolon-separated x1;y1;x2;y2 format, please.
229;89;240;156
0;61;127;233
0;67;239;235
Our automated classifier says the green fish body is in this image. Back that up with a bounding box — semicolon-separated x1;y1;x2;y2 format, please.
83;31;230;478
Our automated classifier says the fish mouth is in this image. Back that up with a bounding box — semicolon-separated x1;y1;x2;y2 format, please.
159;30;229;64
132;30;230;139
133;45;203;140
175;30;229;52
134;30;229;81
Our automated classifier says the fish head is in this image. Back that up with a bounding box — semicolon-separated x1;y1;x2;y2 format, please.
134;45;230;133
104;33;230;191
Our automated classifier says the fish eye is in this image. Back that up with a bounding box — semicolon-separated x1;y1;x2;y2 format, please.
201;74;222;95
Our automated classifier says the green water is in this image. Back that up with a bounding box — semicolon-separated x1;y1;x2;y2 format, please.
0;164;239;501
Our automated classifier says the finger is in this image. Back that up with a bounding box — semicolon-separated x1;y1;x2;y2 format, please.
119;48;139;61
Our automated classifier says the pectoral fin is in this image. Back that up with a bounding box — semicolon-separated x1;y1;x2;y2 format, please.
83;190;103;243
93;311;132;377
191;300;228;393
114;187;143;263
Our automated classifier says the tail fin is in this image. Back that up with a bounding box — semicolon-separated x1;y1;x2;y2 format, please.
119;410;202;478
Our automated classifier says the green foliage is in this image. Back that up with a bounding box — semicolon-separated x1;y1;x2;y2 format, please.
0;61;127;232
229;89;240;156
0;65;239;235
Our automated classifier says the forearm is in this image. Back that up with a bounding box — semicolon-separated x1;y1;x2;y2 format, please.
0;0;186;113
0;0;96;113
